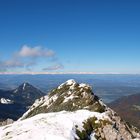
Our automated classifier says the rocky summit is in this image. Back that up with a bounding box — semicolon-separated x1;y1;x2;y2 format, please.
20;79;106;119
0;80;140;140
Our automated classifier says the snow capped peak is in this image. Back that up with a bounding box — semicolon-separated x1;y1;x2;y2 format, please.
14;82;33;93
57;79;91;92
58;79;77;89
14;82;29;93
12;82;44;106
19;79;104;120
13;83;28;93
66;79;76;85
21;82;31;90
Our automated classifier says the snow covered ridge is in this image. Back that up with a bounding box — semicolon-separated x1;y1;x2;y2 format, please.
58;79;91;90
0;110;108;140
0;98;13;104
0;110;140;140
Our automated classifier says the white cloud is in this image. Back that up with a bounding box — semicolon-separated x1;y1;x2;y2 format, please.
18;45;55;58
3;59;24;67
0;59;24;71
0;45;63;73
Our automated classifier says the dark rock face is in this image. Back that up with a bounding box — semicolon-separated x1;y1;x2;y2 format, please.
109;93;140;129
12;82;44;105
0;82;45;121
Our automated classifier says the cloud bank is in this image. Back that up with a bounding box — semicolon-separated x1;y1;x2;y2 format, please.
18;45;55;58
0;45;63;73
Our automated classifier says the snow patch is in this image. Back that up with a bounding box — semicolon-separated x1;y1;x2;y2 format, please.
63;95;79;103
79;83;92;90
0;110;108;140
90;133;97;140
19;94;59;120
58;79;76;89
23;83;26;90
79;83;87;88
0;98;13;104
66;79;76;85
41;94;58;107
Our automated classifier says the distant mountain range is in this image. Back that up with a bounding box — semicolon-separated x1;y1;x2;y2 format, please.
1;74;140;103
0;82;45;121
109;93;140;129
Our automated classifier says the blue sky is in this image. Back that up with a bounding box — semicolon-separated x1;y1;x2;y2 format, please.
0;0;140;74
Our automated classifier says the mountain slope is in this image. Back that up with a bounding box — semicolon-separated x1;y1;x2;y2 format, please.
109;93;140;129
0;80;139;140
0;82;45;121
21;80;105;120
0;110;109;140
12;82;44;105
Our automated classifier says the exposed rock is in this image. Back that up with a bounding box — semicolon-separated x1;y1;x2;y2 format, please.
0;118;14;126
109;93;140;129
